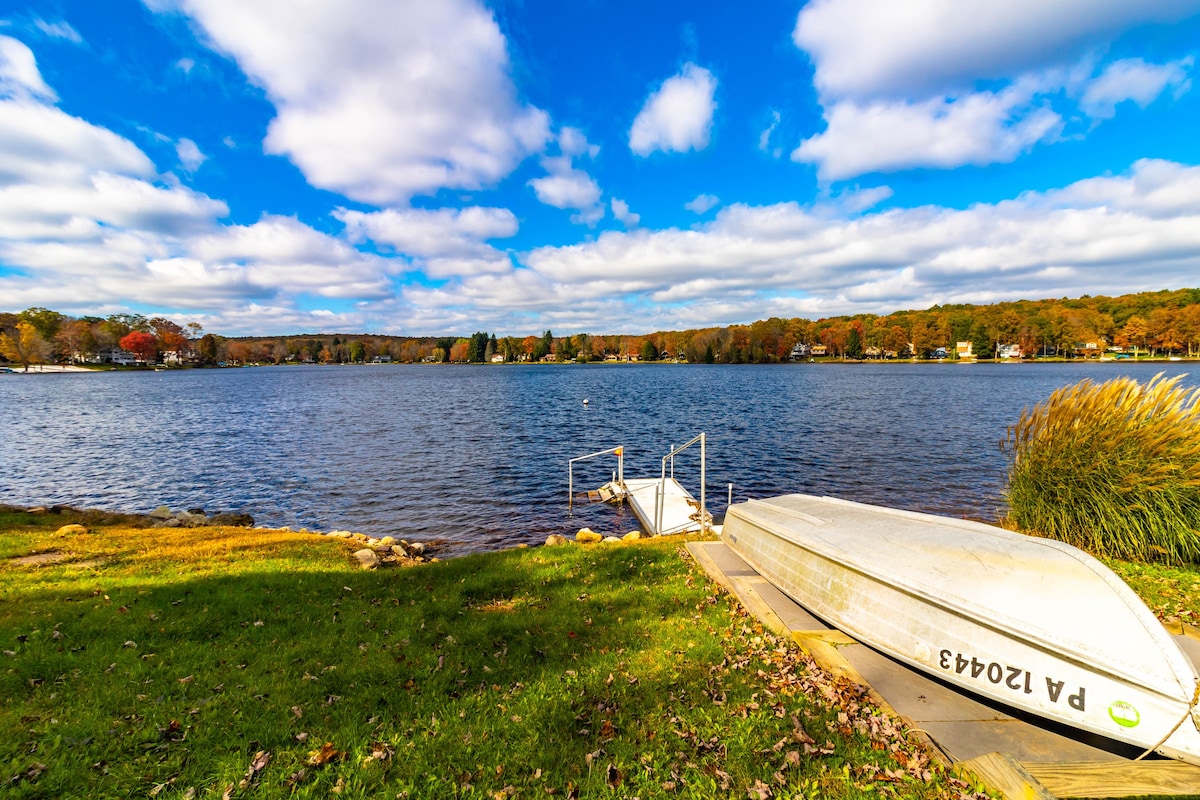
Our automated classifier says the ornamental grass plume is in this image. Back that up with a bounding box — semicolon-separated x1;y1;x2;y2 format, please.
1002;372;1200;565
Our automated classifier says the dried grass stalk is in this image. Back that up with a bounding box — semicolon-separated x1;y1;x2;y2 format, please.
1002;372;1200;564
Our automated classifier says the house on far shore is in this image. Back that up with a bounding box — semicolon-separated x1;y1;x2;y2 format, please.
956;341;974;359
490;354;505;363
790;343;812;360
810;344;828;357
92;347;139;365
997;344;1021;359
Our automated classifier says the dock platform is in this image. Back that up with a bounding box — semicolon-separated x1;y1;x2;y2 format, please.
688;540;1200;800
622;477;706;536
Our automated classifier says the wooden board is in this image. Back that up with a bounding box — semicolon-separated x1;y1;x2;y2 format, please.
1024;761;1200;798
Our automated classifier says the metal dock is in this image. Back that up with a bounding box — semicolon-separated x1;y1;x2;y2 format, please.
569;433;711;536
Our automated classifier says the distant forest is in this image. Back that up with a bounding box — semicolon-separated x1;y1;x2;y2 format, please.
4;287;1200;368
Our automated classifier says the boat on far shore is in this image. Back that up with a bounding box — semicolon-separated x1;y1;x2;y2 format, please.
721;493;1200;766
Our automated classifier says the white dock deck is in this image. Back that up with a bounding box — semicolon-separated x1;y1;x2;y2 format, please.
622;477;706;535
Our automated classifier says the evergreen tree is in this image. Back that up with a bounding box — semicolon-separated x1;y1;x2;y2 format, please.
846;325;863;360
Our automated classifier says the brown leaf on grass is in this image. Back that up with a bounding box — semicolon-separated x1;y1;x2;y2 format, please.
746;778;773;798
605;763;622;788
291;705;302;719
286;768;307;787
220;783;234;800
363;741;395;765
307;742;345;767
791;716;815;745
238;750;271;789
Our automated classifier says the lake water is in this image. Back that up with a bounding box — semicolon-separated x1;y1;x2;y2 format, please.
1;361;1195;556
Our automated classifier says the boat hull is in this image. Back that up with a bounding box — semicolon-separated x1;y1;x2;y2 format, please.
722;494;1200;765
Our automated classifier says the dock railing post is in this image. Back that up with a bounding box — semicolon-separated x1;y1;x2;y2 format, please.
700;433;706;534
656;458;666;536
568;445;627;513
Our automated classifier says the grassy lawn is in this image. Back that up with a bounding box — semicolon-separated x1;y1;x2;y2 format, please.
1;509;989;800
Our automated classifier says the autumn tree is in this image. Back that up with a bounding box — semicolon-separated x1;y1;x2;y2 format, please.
1;320;50;371
54;319;97;363
195;334;223;365
150;317;188;359
119;331;158;364
19;307;66;343
1116;315;1149;355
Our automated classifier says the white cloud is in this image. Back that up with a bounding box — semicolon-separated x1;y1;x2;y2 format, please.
1080;57;1193;119
793;0;1200;100
33;19;83;44
176;137;206;172
685;194;719;214
0;35;56;101
336;206;516;277
0;99;155;183
611;198;639;227
183;215;396;299
528;127;604;225
793;85;1063;180
529;158;602;211
823;185;894;214
629;63;717;156
149;0;551;205
175;57;196;74
758;110;781;155
790;0;1200;180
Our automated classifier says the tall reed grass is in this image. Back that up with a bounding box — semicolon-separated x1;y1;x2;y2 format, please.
1002;373;1200;564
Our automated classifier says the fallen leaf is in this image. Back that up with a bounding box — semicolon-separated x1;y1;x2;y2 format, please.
307;742;344;767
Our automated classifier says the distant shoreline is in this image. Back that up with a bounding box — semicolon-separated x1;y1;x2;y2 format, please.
3;356;1196;373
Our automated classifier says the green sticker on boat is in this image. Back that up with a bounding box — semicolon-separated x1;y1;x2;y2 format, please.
1108;701;1140;728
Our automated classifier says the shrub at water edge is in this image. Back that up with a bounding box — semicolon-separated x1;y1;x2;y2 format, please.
1002;372;1200;565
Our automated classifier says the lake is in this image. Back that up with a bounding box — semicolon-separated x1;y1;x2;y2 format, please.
1;361;1194;556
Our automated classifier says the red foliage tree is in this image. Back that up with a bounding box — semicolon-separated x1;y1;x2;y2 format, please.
119;331;158;363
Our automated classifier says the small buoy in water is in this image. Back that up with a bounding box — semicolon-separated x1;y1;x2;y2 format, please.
583;398;589;405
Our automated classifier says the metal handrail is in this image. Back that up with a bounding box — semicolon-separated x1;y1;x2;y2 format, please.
656;432;706;535
568;445;625;510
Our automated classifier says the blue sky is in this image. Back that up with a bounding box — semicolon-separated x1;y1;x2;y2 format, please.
2;1;1200;336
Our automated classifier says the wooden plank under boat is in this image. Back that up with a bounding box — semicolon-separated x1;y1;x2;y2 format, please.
721;493;1200;766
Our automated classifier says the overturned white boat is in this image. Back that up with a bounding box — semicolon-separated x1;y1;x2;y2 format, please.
721;494;1200;765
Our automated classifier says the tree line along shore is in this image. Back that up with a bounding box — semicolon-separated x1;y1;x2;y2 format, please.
3;287;1200;370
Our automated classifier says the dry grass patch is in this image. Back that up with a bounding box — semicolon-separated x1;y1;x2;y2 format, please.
1003;372;1200;564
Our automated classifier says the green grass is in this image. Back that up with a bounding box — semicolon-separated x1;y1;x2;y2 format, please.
1002;373;1200;565
1;511;983;800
